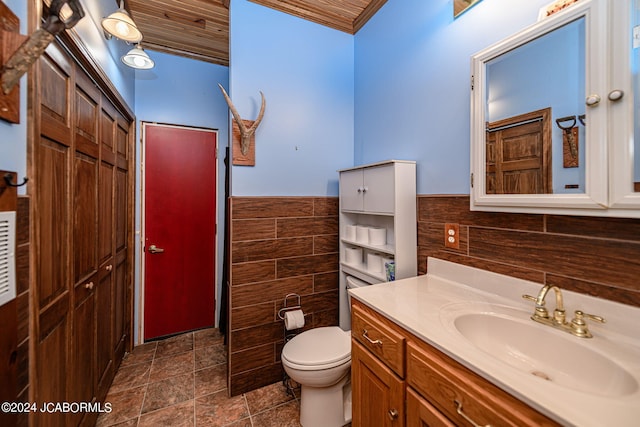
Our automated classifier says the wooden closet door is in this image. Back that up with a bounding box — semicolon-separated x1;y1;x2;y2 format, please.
96;102;116;399
69;69;101;426
33;38;134;426
34;42;74;427
113;112;130;363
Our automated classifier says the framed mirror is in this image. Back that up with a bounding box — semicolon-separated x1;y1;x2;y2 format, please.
470;0;613;215
608;0;640;211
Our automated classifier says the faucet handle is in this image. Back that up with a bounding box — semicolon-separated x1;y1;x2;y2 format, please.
522;294;549;319
570;310;606;338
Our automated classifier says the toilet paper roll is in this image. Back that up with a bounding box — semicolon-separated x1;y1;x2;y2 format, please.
367;253;383;273
284;309;305;330
345;247;362;264
369;227;386;246
356;225;369;244
344;224;357;241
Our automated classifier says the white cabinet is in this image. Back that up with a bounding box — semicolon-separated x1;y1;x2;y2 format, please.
340;165;396;214
338;160;417;329
470;0;640;218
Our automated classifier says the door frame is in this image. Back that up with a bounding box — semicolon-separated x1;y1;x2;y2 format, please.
138;122;219;343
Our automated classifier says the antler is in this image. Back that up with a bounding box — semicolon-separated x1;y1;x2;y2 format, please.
218;84;266;155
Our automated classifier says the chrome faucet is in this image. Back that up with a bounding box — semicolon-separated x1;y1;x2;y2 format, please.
522;285;605;338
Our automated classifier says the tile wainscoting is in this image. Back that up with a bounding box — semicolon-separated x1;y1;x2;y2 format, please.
417;195;640;308
228;197;340;396
227;194;640;396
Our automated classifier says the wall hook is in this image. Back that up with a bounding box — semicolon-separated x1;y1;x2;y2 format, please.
555;115;576;130
3;173;28;187
578;114;586;126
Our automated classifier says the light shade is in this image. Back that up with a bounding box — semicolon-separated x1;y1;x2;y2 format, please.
122;45;155;69
102;7;143;43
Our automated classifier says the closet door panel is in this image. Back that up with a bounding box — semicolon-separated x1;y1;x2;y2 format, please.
113;250;128;361
115;169;128;254
74;72;100;158
96;264;113;397
115;115;129;171
99;160;114;265
73;153;98;283
39;44;72;143
37;137;70;306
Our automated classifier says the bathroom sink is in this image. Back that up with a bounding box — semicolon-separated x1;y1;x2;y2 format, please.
448;309;638;397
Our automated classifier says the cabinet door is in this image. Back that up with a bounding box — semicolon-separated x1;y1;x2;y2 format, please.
363;166;395;214
407;388;455;427
352;340;404;427
341;169;364;211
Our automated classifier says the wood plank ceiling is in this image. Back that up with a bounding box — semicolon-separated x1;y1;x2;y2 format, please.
124;0;387;67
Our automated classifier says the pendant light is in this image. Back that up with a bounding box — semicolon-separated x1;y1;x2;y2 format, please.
122;45;155;70
102;1;143;43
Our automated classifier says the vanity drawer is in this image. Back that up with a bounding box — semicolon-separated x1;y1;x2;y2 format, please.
351;302;405;377
407;340;560;427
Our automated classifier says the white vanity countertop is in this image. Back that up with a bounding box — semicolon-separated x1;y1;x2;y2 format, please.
348;258;640;427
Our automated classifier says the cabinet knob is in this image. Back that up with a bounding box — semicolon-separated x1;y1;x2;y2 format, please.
387;408;399;421
105;264;113;271
84;282;94;290
585;94;601;107
608;89;624;102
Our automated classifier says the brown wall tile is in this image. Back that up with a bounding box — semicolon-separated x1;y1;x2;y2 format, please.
276;253;339;278
314;197;339;216
314;234;338;254
232;219;276;242
231;276;313;308
228;196;340;396
232;237;313;263
313;271;339;292
231;261;275;286
231;302;275;330
231;197;314;219
418;195;640;308
277;217;338;238
230;343;275;374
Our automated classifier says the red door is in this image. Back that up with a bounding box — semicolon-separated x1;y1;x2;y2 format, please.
143;123;217;340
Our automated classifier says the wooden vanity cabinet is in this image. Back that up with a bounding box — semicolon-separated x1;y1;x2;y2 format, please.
352;341;405;426
351;300;560;427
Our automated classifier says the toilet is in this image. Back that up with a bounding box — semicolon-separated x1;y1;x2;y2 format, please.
281;275;370;427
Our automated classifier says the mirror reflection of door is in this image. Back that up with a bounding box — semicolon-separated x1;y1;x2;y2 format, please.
484;17;585;194
486;108;552;194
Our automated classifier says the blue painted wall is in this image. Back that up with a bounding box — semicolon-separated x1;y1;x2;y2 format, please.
354;0;555;194
0;0;28;194
229;0;354;197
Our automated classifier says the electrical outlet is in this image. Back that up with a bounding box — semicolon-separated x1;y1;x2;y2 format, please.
444;223;459;249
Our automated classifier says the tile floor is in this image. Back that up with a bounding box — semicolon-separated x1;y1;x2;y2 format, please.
96;328;302;427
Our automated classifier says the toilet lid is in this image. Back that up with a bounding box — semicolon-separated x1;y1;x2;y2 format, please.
282;326;351;367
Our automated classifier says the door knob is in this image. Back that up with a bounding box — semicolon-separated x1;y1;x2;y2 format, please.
148;244;165;254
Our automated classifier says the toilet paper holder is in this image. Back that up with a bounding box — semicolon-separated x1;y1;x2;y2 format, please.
278;293;302;320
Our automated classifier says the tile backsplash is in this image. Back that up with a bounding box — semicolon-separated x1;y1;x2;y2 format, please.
417;195;640;308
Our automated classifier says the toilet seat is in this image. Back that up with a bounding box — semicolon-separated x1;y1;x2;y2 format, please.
282;326;351;371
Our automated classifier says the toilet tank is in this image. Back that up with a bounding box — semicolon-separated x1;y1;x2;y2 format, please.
341;275;372;330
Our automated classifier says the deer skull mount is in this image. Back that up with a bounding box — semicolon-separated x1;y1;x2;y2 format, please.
218;84;266;156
